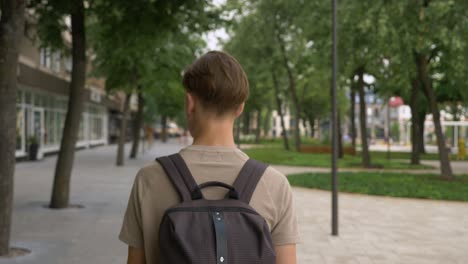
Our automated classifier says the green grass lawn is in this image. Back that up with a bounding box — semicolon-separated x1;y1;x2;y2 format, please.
239;138;460;161
243;147;434;169
288;172;468;201
365;151;458;161
238;137;325;146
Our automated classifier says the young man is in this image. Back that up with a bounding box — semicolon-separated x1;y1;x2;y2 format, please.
119;51;299;264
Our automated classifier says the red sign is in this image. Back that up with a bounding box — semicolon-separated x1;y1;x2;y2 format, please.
389;96;404;108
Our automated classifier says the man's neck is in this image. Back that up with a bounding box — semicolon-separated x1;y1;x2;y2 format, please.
192;120;236;147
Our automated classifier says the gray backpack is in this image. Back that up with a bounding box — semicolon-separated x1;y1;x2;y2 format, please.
156;153;276;264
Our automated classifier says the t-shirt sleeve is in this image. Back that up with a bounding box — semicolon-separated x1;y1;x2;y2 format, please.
270;173;300;246
119;172;144;248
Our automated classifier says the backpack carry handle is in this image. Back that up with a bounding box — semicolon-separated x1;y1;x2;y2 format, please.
192;181;239;200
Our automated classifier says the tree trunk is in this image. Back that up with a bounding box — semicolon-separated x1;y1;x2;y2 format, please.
161;115;168;143
316;118;321;139
410;79;421;165
116;93;130;166
0;0;25;255
50;1;86;209
271;68;289;150
302;119;308;138
350;86;357;150
416;53;453;179
276;27;301;151
418;110;426;154
242;112;250;135
357;66;371;168
263;107;272;138
129;87;144;159
310;117;316;138
254;109;262;144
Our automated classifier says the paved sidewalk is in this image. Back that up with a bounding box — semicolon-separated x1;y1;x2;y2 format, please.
1;142;467;263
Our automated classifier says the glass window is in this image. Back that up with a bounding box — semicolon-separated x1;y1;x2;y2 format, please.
78;116;85;141
40;48;51;68
17;90;23;104
35;93;43;107
56;112;64;143
61;99;68;110
16;107;24;151
44;109;57;146
91;116;102;140
51;51;61;72
25;90;31;105
44;96;51;109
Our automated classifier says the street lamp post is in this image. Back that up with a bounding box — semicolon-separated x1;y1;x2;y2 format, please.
331;0;339;236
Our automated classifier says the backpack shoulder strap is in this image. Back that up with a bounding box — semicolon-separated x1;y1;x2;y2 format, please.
230;159;269;203
156;153;200;202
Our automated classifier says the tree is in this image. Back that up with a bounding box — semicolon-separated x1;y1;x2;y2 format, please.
224;7;285;148
31;0;87;209
129;85;143;159
90;0;216;161
116;93;131;166
356;67;371;167
349;78;357;150
0;0;25;255
271;67;289;150
49;1;86;209
382;0;468;178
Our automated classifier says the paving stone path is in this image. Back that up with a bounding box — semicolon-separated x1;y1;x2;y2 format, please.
1;142;467;264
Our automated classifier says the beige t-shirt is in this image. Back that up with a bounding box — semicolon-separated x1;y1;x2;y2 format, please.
119;145;299;263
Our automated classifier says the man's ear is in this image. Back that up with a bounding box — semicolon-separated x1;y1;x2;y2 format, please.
235;103;245;118
186;92;196;114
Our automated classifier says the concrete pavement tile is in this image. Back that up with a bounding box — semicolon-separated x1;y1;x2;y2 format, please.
3;142;468;263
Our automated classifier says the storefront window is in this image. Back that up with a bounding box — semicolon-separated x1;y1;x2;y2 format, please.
25;90;31;105
78;116;85;141
35;93;42;107
17;90;23;104
56;112;64;143
44;110;56;146
16;107;24;151
95;117;102;140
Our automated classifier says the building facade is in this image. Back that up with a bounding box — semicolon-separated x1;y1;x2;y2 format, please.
15;26;115;159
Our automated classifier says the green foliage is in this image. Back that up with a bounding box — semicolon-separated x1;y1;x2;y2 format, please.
89;0;215;91
29;0;72;51
224;0;336;130
288;172;468;202
379;0;468;102
87;0;219;125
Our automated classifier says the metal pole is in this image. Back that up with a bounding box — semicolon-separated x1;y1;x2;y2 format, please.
331;0;339;236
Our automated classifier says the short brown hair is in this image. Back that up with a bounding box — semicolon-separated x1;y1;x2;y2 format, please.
182;51;249;115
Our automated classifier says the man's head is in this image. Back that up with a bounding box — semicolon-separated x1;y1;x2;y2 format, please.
182;51;249;137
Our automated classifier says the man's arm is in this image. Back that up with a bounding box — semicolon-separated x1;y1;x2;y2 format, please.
275;244;297;264
127;246;145;264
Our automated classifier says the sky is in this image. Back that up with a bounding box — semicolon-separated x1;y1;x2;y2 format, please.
204;28;229;51
204;0;229;51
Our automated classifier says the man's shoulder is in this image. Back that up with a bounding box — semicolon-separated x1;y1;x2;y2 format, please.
137;161;165;178
261;164;288;185
134;161;169;191
256;163;291;196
